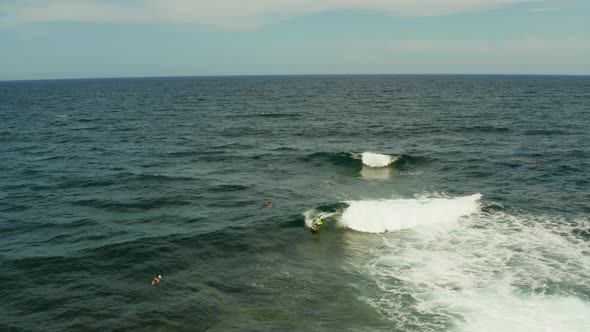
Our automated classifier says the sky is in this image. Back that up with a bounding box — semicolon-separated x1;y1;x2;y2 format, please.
0;0;589;80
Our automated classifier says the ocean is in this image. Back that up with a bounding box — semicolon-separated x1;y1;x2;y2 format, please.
1;75;589;331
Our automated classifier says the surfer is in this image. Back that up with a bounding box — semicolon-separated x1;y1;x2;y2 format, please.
265;202;273;208
311;218;323;232
151;274;162;285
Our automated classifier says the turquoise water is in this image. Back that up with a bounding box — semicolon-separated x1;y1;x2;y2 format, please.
1;75;589;331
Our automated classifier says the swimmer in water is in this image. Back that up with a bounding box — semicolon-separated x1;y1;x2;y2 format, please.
265;202;273;208
151;274;161;285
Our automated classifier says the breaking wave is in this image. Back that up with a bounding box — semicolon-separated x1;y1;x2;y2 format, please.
340;194;482;233
361;152;397;168
301;151;424;169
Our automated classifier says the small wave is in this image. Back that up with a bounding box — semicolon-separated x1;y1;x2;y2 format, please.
457;125;510;133
206;184;250;193
57;178;118;189
249;112;301;118
301;151;358;166
77;117;100;123
511;157;539;165
361;152;397;168
340;194;482;233
302;152;425;168
72;196;193;212
302;151;425;170
165;149;227;158
29;155;65;162
272;147;297;151
56;173;199;189
0;204;28;213
70;126;100;131
220;127;272;137
524;129;567;136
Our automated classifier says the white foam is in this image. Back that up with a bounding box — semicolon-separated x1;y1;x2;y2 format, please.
361;152;397;168
340;194;482;233
344;208;590;331
441;292;590;332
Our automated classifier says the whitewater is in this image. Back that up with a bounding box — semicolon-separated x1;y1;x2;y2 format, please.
340;194;482;233
332;193;590;332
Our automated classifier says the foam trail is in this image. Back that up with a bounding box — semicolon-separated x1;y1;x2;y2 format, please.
361;152;396;168
340;194;482;233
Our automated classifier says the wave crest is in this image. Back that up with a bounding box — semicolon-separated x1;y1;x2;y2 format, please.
361;152;397;168
340;194;482;233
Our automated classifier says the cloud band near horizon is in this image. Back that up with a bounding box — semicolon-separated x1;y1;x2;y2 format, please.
2;0;548;29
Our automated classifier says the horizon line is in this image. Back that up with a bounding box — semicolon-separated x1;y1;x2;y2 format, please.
2;73;590;83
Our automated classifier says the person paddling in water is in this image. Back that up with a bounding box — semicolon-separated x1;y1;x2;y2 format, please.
152;274;162;285
265;202;273;208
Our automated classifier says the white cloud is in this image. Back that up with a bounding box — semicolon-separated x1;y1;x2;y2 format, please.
1;0;549;29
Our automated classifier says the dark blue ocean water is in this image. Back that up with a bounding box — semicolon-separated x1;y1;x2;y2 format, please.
1;75;589;331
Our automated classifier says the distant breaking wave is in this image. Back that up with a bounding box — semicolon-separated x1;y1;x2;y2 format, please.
301;151;423;169
243;112;302;118
361;152;397;168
